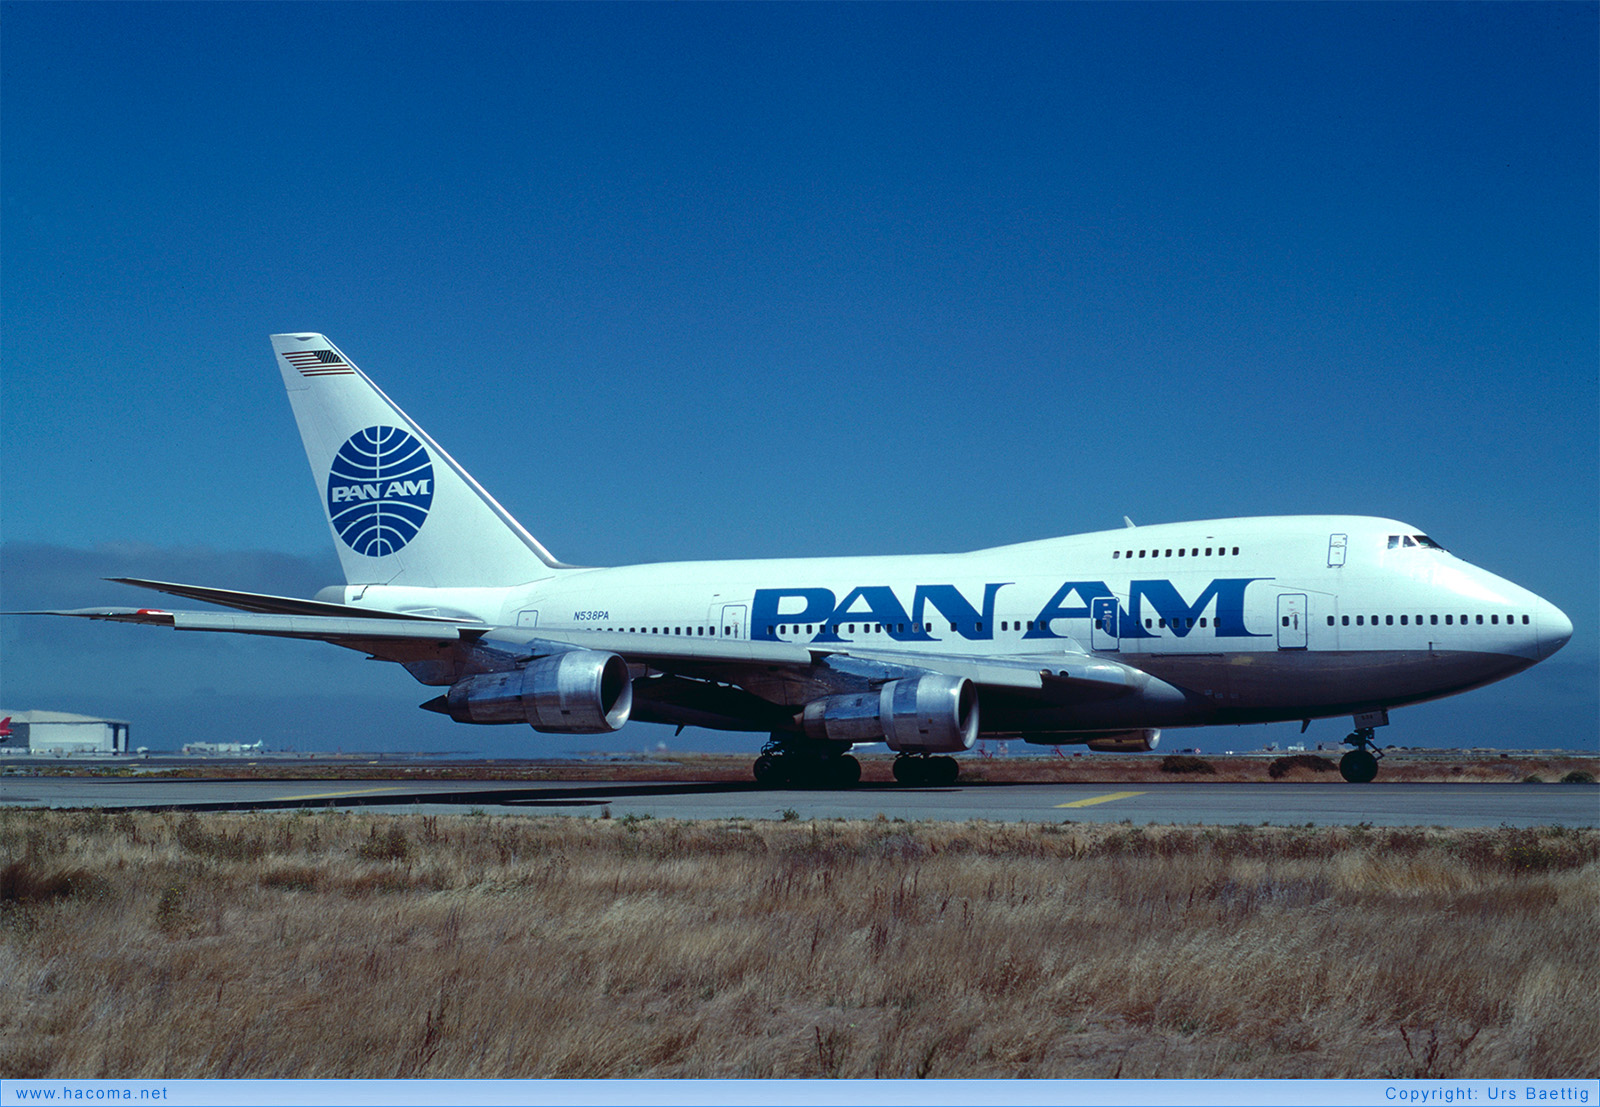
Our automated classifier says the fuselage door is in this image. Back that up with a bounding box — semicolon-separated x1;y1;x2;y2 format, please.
1090;597;1120;651
1277;593;1308;650
1327;533;1348;568
718;604;747;640
516;609;539;628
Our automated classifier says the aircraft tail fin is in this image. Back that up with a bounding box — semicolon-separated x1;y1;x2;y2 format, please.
270;333;570;589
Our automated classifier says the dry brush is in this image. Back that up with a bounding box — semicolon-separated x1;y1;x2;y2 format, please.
2;809;1595;1079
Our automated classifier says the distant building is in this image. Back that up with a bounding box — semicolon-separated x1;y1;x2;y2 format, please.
181;740;263;755
0;710;130;755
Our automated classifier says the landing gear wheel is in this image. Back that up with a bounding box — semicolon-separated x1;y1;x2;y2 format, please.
752;753;785;787
827;754;862;788
893;755;960;786
1339;749;1378;784
1338;726;1384;783
892;756;922;786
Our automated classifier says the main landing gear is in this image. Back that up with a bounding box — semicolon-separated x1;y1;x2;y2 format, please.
752;737;861;789
892;753;960;787
1339;728;1384;783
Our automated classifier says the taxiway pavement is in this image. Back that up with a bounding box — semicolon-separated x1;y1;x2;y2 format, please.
2;776;1596;827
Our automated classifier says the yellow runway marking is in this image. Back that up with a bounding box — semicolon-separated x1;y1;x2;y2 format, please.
275;786;408;801
1056;790;1147;808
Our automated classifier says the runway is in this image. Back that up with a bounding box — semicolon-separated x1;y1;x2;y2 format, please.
3;775;1596;827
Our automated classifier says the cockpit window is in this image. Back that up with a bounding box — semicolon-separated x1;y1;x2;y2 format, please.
1388;534;1447;551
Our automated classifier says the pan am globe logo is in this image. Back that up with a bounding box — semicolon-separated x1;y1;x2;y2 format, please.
326;426;435;557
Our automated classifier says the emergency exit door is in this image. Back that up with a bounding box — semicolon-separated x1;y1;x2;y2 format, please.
1277;594;1308;650
1090;597;1120;651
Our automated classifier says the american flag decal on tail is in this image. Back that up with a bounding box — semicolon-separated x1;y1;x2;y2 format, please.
283;349;354;376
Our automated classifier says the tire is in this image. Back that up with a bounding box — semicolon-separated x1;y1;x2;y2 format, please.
753;754;784;787
1339;749;1379;784
933;756;960;786
892;757;923;786
829;755;862;788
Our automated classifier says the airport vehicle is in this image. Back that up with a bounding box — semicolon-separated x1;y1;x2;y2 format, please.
47;334;1572;785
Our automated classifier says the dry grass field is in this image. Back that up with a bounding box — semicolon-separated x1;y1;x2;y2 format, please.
2;809;1596;1080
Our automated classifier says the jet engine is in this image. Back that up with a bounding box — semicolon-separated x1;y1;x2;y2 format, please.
437;650;633;733
1084;729;1162;753
801;674;978;753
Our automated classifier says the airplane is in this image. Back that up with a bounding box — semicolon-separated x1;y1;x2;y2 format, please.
40;333;1573;786
0;717;12;743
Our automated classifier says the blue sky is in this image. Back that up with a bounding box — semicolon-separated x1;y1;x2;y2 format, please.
3;2;1595;755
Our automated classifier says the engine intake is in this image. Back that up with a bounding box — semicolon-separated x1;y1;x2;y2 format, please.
802;674;978;754
441;650;633;734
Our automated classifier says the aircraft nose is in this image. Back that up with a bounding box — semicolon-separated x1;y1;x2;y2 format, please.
1537;599;1573;661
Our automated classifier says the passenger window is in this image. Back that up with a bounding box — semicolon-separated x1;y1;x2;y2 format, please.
1356;616;1364;626
1400;615;1408;626
1158;619;1167;629
1491;615;1499;625
1138;550;1146;558
1178;548;1185;557
1327;616;1335;626
1523;615;1530;625
1342;616;1349;626
1200;618;1208;628
1145;619;1153;629
1113;551;1120;558
1192;548;1199;556
1476;615;1483;625
1165;549;1172;557
974;622;983;633
1231;547;1240;555
1205;547;1213;556
1431;615;1438;625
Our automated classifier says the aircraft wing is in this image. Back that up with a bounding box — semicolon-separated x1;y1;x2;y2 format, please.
36;603;1144;700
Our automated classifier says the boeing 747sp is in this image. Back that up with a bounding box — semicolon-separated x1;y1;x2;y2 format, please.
45;334;1573;785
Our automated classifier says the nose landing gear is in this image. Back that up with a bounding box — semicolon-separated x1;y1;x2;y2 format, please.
1339;727;1384;783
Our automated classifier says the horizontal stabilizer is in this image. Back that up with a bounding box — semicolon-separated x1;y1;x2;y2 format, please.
37;606;487;641
106;577;465;621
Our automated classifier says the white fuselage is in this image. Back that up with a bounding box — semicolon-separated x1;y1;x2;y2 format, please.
322;514;1571;735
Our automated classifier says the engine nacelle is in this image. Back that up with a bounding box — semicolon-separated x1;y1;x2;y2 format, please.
1084;729;1162;753
802;674;978;754
441;650;633;734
